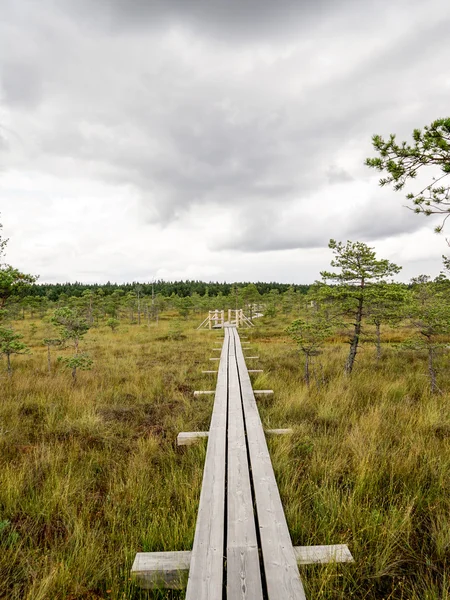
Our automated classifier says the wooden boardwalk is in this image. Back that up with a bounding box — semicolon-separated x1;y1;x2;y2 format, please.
132;327;352;598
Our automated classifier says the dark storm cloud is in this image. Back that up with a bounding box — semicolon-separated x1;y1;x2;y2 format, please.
61;0;361;40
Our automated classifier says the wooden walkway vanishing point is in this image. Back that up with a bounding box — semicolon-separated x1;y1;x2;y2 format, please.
132;326;353;598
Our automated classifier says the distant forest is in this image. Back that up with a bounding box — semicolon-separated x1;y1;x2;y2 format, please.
26;280;311;300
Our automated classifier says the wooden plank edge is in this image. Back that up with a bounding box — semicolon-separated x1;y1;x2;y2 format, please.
266;428;293;435
294;544;354;564
131;551;190;590
178;429;293;445
131;544;353;588
177;432;209;446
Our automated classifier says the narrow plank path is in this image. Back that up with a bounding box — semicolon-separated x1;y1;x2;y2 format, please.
185;327;306;599
132;327;352;596
184;329;229;599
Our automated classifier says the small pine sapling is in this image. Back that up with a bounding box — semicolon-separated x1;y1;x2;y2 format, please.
0;327;30;377
403;285;450;394
58;353;93;383
365;283;409;360
106;318;120;332
43;338;62;373
51;307;92;383
286;316;333;386
51;307;90;353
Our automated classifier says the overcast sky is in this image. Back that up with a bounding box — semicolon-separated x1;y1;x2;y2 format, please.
1;0;449;285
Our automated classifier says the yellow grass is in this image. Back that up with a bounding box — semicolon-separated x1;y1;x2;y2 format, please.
0;315;449;599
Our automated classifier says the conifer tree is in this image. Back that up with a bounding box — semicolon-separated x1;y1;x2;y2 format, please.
320;239;401;373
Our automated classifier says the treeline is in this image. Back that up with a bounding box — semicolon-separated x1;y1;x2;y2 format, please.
26;280;311;300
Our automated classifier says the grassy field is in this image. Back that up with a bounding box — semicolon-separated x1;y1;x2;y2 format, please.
1;315;449;599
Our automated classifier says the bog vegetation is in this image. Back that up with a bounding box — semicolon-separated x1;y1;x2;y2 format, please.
1;230;450;599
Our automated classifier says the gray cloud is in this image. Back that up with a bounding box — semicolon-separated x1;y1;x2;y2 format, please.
0;61;43;109
1;0;450;281
59;0;362;41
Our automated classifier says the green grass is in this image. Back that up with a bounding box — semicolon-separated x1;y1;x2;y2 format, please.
1;315;449;598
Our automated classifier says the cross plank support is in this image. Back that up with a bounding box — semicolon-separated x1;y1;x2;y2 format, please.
177;428;293;446
131;544;354;589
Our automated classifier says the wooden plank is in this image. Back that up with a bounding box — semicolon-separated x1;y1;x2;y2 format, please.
232;329;307;600
131;551;191;589
245;356;259;359
253;390;273;395
177;432;209;446
227;334;264;599
194;390;215;396
294;544;353;565
202;370;218;374
178;429;293;446
266;428;293;435
209;358;221;361
131;544;353;589
185;329;229;600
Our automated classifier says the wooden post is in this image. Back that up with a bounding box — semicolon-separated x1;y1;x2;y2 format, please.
208;311;212;330
221;310;224;328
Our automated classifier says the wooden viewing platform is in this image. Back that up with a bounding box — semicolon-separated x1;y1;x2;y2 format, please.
132;327;353;598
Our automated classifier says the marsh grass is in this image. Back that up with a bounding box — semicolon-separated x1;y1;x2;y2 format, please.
0;316;449;598
254;322;450;599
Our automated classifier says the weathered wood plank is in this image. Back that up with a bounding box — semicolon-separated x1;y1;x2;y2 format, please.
131;551;191;589
131;543;353;589
233;329;307;600
185;329;229;600
202;370;218;374
178;429;293;446
253;389;273;395
194;390;215;396
177;432;209;446
248;369;263;373
294;544;353;565
266;428;293;435
227;334;264;599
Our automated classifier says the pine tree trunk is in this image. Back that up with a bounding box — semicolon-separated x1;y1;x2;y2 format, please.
375;322;381;361
304;353;310;386
428;347;437;394
345;296;364;374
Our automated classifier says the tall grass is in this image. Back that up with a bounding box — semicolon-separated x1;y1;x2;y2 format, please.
0;315;449;598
